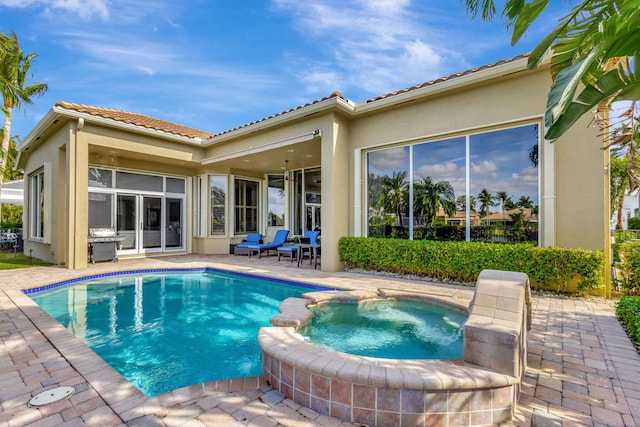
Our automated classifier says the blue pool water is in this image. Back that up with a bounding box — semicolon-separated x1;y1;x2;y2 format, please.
28;269;324;397
302;300;467;359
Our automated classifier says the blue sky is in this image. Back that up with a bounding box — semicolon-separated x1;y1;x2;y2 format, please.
1;0;570;140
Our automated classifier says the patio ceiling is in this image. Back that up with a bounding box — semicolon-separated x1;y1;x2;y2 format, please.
202;137;321;175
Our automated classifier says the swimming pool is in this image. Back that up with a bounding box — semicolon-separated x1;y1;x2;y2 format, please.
302;299;466;359
27;269;327;397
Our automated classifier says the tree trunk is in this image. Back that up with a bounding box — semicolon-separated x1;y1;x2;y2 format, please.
616;205;624;230
0;111;11;224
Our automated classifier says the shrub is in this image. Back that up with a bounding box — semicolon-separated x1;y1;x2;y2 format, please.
338;237;604;294
617;241;640;294
628;216;640;230
616;295;640;349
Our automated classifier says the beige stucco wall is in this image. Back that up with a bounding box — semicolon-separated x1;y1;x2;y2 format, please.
348;70;547;149
22;124;73;265
554;121;608;250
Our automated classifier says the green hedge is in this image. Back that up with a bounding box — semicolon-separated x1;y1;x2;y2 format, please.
617;241;640;294
616;295;640;349
339;237;604;293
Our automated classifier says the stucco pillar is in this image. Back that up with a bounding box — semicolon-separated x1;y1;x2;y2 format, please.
66;119;89;269
320;117;350;272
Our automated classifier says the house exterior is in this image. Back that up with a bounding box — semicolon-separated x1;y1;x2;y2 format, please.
15;54;611;289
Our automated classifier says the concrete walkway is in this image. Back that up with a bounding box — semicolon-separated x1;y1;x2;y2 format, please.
1;254;639;426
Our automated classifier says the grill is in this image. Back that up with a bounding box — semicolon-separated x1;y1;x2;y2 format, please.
88;228;126;263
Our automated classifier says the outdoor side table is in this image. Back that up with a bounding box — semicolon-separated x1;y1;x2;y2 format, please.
297;243;321;269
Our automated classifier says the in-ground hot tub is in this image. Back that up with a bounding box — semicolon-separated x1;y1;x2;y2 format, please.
301;297;467;360
258;270;531;427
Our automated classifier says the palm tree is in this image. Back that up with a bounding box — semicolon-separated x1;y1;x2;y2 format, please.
610;156;630;229
494;191;512;228
456;195;477;212
413;177;455;226
464;0;640;141
0;32;48;211
516;195;534;210
477;188;494;221
606;104;640;229
380;171;408;226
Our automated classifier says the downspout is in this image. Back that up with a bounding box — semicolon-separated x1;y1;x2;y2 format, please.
601;105;612;298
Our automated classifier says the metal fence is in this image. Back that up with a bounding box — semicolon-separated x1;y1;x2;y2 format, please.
612;229;640;244
368;225;538;244
0;228;22;252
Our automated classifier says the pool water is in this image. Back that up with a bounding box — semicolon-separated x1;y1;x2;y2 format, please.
301;299;467;359
29;270;320;397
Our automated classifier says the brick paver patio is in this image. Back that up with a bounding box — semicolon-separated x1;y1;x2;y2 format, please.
1;254;639;426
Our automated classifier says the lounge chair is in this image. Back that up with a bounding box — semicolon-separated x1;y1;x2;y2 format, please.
234;233;262;255
246;230;289;258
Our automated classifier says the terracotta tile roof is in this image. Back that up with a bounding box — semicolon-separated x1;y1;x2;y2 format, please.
55;101;214;140
214;91;346;137
364;53;530;103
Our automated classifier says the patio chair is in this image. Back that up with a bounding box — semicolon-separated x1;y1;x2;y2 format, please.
234;233;263;256
297;230;320;266
246;230;289;258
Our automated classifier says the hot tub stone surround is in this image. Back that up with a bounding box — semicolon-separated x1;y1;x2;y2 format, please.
259;269;531;427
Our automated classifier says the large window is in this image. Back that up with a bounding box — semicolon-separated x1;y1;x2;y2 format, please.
29;171;45;239
235;178;259;234
267;175;285;227
210;176;226;235
367;123;539;243
367;146;410;239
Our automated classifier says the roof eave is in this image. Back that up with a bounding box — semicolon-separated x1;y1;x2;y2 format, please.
16;108;60;170
203;95;356;146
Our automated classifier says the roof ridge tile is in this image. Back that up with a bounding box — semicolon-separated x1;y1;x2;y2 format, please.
55;101;214;140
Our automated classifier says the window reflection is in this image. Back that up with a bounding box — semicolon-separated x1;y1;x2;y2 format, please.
367;146;410;239
267;175;285;227
470;124;539;242
209;176;226;236
413;137;465;240
366;124;539;244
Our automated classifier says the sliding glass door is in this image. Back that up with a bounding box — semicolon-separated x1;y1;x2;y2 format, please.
90;169;186;256
116;194;179;254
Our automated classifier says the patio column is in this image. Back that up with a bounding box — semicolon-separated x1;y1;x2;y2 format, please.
320;117;350;272
65;118;89;269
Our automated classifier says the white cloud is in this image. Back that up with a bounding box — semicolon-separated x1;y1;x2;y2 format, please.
272;0;449;96
414;162;459;181
368;147;408;173
506;166;539;196
471;159;498;178
0;0;109;20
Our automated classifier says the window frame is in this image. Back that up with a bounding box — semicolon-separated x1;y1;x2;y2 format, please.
29;170;45;240
234;177;260;235
209;175;227;237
